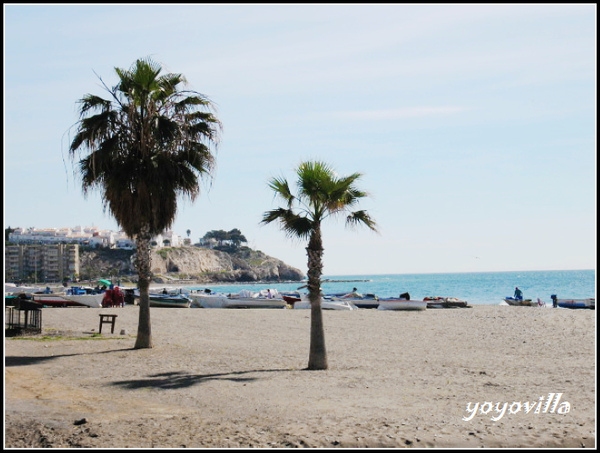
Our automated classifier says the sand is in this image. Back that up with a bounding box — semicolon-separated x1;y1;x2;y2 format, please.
4;304;596;448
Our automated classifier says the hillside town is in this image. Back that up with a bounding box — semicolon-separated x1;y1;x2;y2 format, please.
6;226;187;249
5;226;186;284
5;226;298;285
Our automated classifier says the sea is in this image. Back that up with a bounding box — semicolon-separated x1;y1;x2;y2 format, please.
186;269;596;306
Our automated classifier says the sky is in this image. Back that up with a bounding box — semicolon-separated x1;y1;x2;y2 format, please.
4;4;597;276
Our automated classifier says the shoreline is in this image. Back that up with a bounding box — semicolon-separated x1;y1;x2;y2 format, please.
4;305;596;448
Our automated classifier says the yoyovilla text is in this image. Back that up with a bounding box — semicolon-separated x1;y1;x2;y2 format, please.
463;393;571;421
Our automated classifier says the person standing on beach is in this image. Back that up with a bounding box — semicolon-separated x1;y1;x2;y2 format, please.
514;287;523;300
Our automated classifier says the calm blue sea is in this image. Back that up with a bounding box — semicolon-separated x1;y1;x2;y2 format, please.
187;269;595;305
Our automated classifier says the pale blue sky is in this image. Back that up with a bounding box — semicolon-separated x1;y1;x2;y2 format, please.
4;4;596;275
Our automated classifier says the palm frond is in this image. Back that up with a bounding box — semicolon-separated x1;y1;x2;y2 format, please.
346;210;378;232
261;208;313;240
267;177;295;207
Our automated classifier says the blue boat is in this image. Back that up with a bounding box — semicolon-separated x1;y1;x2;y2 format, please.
555;297;595;310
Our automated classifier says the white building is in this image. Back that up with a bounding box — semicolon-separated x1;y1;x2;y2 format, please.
8;226;181;250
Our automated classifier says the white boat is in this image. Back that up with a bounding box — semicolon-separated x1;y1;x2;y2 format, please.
190;292;231;308
62;292;103;308
33;286;104;308
147;293;192;308
329;294;379;309
292;297;358;311
189;289;287;309
377;299;427;311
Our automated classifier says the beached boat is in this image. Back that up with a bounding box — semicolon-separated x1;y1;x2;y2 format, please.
31;292;77;307
291;296;358;311
554;297;595;310
32;286;104;308
62;287;104;308
189;289;286;309
502;297;537;307
329;293;380;309
293;300;358;310
424;297;471;309
503;297;536;306
147;293;192;308
189;292;230;308
377;299;427;311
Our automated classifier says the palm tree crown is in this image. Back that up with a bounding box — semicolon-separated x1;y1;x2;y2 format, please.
69;57;221;239
263;161;377;239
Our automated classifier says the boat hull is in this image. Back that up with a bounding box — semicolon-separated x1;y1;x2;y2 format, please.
203;297;286;309
225;298;287;309
329;296;379;309
32;293;84;307
425;297;470;309
377;299;427;311
557;298;595;309
147;294;191;308
61;293;103;308
293;300;358;310
503;298;537;307
190;291;287;309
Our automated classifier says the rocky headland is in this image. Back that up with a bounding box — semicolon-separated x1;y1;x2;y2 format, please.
79;246;304;284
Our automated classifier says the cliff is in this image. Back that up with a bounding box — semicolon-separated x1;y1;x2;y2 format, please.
79;246;305;284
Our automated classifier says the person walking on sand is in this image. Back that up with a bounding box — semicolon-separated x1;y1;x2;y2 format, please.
514;287;523;300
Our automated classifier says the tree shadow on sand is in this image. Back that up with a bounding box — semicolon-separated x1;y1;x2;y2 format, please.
109;369;296;390
6;349;300;389
5;348;134;367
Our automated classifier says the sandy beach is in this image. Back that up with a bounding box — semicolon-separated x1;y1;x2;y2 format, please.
4;304;596;448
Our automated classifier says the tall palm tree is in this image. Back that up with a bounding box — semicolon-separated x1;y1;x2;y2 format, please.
262;161;377;369
69;58;221;348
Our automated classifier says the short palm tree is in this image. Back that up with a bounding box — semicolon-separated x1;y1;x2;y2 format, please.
262;161;377;369
69;57;221;348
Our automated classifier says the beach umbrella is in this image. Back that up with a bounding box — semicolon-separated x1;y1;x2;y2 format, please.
98;279;112;286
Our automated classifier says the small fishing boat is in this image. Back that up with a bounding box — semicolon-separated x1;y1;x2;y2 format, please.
377;299;427;311
188;289;286;309
291;297;358;311
62;286;103;308
552;296;595;310
30;286;102;308
425;297;471;309
31;291;87;308
188;291;229;308
147;293;192;308
502;297;537;307
329;293;380;309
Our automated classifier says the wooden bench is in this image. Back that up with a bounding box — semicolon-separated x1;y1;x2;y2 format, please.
98;314;118;334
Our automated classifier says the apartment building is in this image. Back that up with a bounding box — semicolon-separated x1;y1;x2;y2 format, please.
5;244;79;283
8;226;181;249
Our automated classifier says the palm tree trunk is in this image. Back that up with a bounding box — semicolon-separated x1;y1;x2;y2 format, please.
134;231;153;349
306;227;327;370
